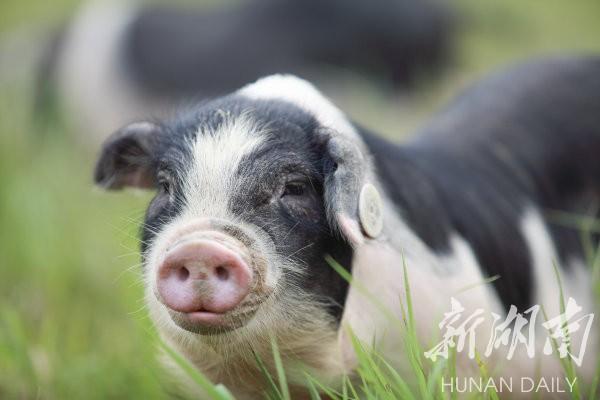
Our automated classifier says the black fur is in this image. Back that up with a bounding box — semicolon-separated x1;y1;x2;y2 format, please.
361;56;600;312
123;0;452;98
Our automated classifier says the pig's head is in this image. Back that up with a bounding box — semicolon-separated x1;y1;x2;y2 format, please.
94;75;380;369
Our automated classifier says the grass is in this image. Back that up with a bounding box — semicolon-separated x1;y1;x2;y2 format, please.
1;0;600;399
168;248;600;399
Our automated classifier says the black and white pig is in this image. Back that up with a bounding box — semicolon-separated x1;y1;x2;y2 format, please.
95;57;599;398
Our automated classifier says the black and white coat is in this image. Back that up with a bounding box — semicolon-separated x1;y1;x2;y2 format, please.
95;57;600;399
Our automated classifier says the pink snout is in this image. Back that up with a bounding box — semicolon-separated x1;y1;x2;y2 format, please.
157;239;253;316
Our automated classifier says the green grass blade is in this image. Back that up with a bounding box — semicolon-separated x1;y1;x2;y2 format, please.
474;352;499;400
253;349;283;399
304;374;322;400
159;341;234;400
400;255;429;399
270;335;291;400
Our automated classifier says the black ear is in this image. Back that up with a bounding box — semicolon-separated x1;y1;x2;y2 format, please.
94;121;161;190
320;128;382;246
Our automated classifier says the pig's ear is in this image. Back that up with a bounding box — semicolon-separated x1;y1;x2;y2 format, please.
320;129;384;246
94;121;161;190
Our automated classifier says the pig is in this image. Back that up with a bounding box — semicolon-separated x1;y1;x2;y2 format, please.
42;0;453;143
95;56;600;398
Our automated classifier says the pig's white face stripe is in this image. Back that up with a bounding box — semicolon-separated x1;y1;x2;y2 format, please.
144;114;281;328
181;114;266;221
238;74;361;142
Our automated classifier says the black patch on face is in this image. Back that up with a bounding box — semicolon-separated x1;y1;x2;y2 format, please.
139;129;194;257
232;100;354;321
138;96;353;322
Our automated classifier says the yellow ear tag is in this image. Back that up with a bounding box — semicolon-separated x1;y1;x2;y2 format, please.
358;183;383;238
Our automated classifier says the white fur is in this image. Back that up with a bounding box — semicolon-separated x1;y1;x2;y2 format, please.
238;74;361;143
182;113;266;220
520;208;597;380
520;207;595;319
341;228;506;374
521;208;564;317
55;1;163;143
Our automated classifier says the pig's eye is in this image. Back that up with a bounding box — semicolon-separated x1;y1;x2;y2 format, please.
282;181;306;197
157;173;172;195
160;180;171;194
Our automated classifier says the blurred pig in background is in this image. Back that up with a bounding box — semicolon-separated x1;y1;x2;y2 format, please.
38;0;453;142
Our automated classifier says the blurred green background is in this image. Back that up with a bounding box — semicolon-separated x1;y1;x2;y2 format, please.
1;1;599;398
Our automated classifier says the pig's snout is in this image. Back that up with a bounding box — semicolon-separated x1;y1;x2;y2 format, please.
157;239;253;318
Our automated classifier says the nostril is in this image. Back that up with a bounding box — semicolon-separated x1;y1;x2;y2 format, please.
176;266;190;281
158;239;254;315
215;265;229;281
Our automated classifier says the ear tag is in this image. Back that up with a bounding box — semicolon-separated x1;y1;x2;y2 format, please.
358;183;383;238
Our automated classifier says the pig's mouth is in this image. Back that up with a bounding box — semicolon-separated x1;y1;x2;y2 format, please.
154;224;272;335
166;309;251;335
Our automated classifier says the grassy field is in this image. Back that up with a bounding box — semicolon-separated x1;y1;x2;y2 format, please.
1;1;600;399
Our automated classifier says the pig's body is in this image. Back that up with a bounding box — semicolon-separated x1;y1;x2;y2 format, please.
96;57;600;398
